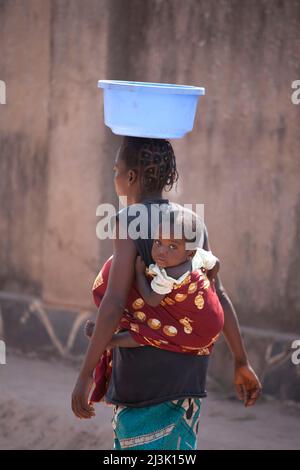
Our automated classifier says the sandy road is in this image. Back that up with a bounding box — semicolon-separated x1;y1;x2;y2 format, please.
0;353;299;450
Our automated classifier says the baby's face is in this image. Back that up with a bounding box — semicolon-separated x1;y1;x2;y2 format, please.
151;230;188;268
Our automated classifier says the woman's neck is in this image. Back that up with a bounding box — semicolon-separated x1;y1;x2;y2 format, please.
132;192;165;204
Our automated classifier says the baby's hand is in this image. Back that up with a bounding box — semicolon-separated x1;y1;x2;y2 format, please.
84;319;95;338
135;255;146;274
207;259;220;281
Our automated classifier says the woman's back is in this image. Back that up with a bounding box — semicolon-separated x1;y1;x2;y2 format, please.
105;197;210;407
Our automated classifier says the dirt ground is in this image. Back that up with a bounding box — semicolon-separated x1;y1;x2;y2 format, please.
0;353;299;450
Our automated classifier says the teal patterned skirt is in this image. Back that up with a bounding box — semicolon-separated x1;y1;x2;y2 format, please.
111;397;202;450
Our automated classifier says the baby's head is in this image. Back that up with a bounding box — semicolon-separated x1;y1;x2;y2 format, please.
151;206;202;269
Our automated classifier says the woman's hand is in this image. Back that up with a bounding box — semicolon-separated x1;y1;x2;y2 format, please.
234;361;262;407
135;255;146;274
71;374;95;419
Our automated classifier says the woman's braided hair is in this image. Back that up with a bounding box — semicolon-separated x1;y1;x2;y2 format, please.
119;136;179;193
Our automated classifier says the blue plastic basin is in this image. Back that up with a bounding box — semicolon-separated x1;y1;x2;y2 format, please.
98;80;205;139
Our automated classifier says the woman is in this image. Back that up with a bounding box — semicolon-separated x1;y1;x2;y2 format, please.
71;137;261;450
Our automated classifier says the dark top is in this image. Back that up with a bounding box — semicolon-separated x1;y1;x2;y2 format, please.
105;197;210;408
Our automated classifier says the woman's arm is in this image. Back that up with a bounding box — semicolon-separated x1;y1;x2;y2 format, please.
71;219;138;419
203;228;262;406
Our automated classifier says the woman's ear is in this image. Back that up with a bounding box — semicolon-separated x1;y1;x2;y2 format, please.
128;169;137;185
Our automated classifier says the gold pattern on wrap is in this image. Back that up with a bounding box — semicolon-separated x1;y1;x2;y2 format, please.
163;325;178;337
172;274;191;290
93;271;104;290
132;298;145;310
130;323;140;333
188;282;198;294
147;318;161;330
164;297;176;305
142;337;168;348
194;293;205;309
133;311;147;322
174;293;187;302
197;347;210;355
179;317;194;334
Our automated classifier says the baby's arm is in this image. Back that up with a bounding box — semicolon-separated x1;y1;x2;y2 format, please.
84;320;141;348
135;255;165;307
206;257;220;284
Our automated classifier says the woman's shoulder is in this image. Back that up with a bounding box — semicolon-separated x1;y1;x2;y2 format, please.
114;200;174;227
114;204;152;231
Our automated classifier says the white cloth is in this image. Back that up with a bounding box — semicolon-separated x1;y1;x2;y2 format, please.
147;248;218;295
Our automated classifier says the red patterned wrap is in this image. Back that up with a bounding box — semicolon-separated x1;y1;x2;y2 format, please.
90;256;224;403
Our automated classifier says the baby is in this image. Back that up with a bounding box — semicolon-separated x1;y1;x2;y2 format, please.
86;209;224;402
85;213;222;351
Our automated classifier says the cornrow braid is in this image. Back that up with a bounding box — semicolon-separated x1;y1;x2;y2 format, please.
119;136;179;193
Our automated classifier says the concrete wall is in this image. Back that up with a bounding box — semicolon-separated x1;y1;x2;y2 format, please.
0;0;300;333
0;0;51;295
